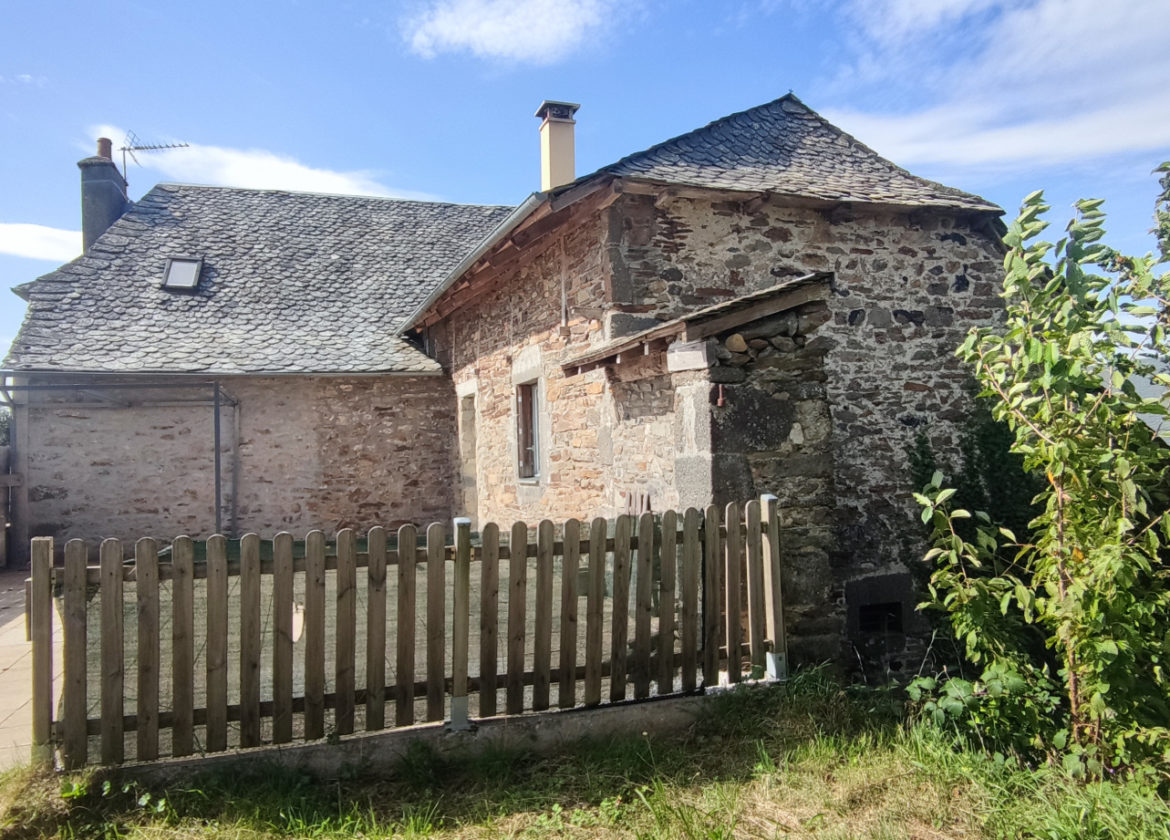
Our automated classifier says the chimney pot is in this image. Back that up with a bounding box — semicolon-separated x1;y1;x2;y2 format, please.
535;100;580;192
97;137;113;159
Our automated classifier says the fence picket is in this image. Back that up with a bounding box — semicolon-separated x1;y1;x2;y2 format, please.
745;500;766;674
272;532;294;744
171;536;195;757
533;520;554;711
365;526;388;731
658;510;677;695
452;518;472;728
633;512;654;700
584;517;606;706
680;509;700;692
98;538;126;763
240;534;262;747
724;502;743;684
761;495;788;680
304;530;326;740
479;523;500;717
62;539;88;769
426;523;446;722
205;535;228;753
136;538;160;760
336;529;357;735
703;506;722;687
507;520;528;715
610;515;632;702
558;518;580;709
30;538;53;766
396;524;418;726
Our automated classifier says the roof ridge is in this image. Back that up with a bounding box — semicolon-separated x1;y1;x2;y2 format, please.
149;182;514;210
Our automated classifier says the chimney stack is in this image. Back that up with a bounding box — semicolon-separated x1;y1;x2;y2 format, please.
78;137;127;251
535;100;580;192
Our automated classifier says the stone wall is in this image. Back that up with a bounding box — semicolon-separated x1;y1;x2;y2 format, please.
706;300;839;662
15;374;455;552
431;206;692;525
610;192;1004;665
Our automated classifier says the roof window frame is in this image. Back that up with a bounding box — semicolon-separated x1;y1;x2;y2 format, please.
161;257;204;292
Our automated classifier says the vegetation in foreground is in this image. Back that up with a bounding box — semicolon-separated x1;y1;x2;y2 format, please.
1;670;1168;839
913;164;1170;776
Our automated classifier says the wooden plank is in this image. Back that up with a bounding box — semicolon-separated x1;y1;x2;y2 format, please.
171;537;195;757
506;520;528;714
395;524;417;727
609;514;632;702
100;538;125;764
702;505;722;687
238;534;262;748
452;518;472;727
365;527;387;731
724;502;743;684
761;495;788;680
658;510;677;695
680;508;701;692
745;500;767;674
205;535;228;753
558;518;580;709
304;530;326;740
335;528;357;736
136;537;160;761
271;532;294;744
426;522;446;722
633;512;654;699
62;539;88;769
30;537;53;766
479;523;500;718
584;517;605;706
532;520;554;711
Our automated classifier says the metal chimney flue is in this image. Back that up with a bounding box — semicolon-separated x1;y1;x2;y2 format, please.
535;100;580;192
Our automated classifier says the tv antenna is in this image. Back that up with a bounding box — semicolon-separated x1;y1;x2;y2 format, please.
118;130;190;190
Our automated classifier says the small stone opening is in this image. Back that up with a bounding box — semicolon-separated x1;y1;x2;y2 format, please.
857;601;903;635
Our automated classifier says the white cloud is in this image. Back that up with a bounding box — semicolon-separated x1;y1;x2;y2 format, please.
0;223;81;262
91;125;434;200
817;0;1170;171
405;0;616;63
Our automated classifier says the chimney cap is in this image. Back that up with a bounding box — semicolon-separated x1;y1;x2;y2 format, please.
97;137;113;159
535;100;580;122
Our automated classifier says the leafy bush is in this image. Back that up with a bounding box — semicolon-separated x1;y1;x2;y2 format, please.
912;165;1170;775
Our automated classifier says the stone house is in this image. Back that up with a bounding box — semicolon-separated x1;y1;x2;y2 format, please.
4;95;1006;667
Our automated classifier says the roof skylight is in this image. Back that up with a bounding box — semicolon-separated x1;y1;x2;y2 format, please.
162;257;202;291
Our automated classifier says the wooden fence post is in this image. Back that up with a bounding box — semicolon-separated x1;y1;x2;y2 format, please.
450;517;471;730
30;537;52;766
761;494;788;680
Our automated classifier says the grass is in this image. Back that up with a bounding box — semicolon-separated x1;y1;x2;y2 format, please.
2;668;1168;839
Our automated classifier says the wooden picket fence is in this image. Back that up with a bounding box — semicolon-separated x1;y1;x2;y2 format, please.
29;497;787;769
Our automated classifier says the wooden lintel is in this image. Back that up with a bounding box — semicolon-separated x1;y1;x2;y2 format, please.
683;284;827;342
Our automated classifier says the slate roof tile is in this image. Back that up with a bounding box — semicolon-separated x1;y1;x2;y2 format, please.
6;185;513;374
599;94;999;212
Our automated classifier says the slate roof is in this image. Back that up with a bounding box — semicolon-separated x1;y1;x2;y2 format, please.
596;94;999;213
5;185;513;374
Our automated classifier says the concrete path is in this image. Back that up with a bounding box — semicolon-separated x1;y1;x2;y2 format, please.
0;568;61;769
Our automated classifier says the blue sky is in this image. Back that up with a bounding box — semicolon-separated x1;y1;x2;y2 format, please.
2;0;1168;360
